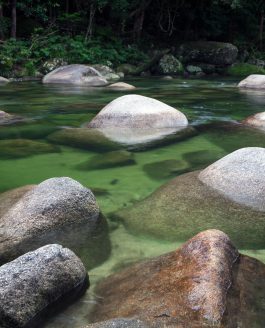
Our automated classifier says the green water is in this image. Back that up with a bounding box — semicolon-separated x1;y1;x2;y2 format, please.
0;77;265;327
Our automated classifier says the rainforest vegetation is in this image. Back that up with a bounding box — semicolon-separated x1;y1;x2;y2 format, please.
0;0;264;77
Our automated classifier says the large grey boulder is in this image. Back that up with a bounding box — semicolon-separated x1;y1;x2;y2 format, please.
238;74;265;89
113;148;265;248
86;95;188;129
199;147;265;211
0;177;110;268
0;244;88;328
178;41;238;66
42;64;107;86
90;230;265;328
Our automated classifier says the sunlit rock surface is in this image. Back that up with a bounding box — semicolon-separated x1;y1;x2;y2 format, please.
86;95;188;129
238;74;265;89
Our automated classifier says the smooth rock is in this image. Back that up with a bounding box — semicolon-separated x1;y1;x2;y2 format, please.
107;82;136;90
90;230;264;327
0;177;110;268
85;318;149;328
0;244;88;328
48;128;120;152
242;112;265;130
199;147;265;211
86;95;188;129
76;150;136;170
0;139;60;159
238;74;265;89
113;169;265;248
42;64;107;86
0;77;9;83
0;110;25;126
183;150;223;170
0;185;35;218
178;41;238;66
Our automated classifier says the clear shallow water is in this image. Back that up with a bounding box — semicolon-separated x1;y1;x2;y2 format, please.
0;77;265;327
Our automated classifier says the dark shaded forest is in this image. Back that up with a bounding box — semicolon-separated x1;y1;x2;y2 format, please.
0;0;264;77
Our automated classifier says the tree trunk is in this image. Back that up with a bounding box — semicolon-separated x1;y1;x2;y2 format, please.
259;9;264;51
11;0;16;39
131;49;170;76
85;2;96;42
0;4;4;40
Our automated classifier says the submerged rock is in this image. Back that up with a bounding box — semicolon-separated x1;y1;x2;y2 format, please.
76;150;136;170
143;159;188;180
113;148;265;248
48;128;120;152
183;150;224;170
91;230;265;327
42;64;108;86
107;82;136;90
0;139;60;159
238;74;265;89
0;123;58;140
86;95;188;129
0;177;110;268
85;318;148;328
242;112;265;130
0;244;88;328
199;147;265;211
90;126;197;150
178;41;238;66
0;185;35;218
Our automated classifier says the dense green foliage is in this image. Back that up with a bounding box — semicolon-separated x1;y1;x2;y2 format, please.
0;0;264;76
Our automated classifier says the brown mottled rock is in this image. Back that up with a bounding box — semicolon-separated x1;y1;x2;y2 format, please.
0;185;35;218
90;230;265;328
242;112;265;130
